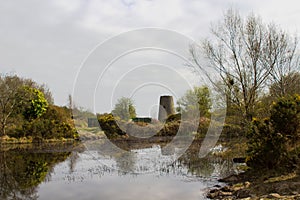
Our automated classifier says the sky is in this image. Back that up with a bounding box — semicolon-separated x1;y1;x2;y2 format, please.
1;0;300;117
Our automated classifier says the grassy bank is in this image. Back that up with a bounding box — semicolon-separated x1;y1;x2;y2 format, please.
0;135;78;144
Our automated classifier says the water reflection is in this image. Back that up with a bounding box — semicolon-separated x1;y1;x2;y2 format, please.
0;143;80;200
0;141;236;200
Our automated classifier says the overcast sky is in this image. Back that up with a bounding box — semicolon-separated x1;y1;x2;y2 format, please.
1;0;300;116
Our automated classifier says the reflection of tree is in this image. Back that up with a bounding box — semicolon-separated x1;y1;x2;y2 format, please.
0;148;71;200
178;142;235;178
68;152;79;173
114;151;136;174
178;153;215;178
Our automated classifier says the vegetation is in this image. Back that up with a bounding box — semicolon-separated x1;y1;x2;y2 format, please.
191;8;299;123
177;86;212;118
97;112;210;139
97;113;126;138
0;144;77;199
1;7;300;200
0;74;78;142
199;9;300;199
112;97;136;121
247;95;300;169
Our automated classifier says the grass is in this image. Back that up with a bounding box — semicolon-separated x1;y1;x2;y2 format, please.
0;135;77;144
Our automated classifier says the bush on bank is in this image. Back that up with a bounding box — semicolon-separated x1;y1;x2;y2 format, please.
246;94;300;170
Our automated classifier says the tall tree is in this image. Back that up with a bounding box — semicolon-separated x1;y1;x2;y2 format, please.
177;86;212;118
0;74;51;136
0;75;22;136
112;97;136;121
190;9;299;122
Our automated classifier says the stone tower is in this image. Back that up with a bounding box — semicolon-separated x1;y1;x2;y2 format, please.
158;95;175;121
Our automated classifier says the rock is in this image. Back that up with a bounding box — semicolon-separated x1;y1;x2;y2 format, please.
232;181;251;192
213;184;222;188
235;189;251;198
267;193;282;199
222;185;233;192
209;188;219;193
207;190;233;199
244;181;251;188
219;174;239;182
220;191;233;196
207;190;219;199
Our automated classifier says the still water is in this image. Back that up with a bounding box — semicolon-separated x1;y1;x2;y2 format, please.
0;141;237;200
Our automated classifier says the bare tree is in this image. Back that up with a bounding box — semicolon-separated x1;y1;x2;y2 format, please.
270;72;300;98
190;9;299;121
0;75;22;136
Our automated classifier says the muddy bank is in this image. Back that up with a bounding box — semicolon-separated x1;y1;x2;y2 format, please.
207;171;300;199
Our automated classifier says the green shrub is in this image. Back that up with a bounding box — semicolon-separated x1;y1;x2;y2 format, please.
246;118;287;169
16;105;77;140
270;95;300;141
246;94;300;169
97;113;126;138
166;113;181;123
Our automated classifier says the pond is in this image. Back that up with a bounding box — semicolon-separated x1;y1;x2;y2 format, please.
0;140;238;200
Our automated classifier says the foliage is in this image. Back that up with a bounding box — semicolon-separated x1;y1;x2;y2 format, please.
112;97;136;121
0;74;76;140
247;118;287;169
166;113;181;123
15;105;78;140
97;113;126;138
0;75;23;136
270;72;300;98
191;8;299;122
177;86;212;118
0;74;55;136
197;117;211;136
270;94;300;140
247;95;300;169
97;111;211;139
21;86;49;120
0;148;71;199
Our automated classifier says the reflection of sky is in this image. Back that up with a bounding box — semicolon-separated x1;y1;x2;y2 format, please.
40;174;206;200
38;146;232;200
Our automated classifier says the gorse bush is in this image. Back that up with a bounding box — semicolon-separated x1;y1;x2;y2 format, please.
16;105;78;140
247;118;287;169
21;86;49;120
97;113;211;138
247;94;300;169
97;113;126;138
270;95;300;141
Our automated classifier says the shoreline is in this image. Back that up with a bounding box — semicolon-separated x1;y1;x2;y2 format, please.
0;135;79;145
207;170;300;199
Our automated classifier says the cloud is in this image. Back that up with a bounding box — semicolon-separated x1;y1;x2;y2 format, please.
1;0;300;115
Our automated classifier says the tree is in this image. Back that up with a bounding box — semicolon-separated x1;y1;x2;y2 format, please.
0;75;23;136
270;72;300;98
22;78;54;104
190;9;299;122
112;97;136;121
177;86;212;117
0;74;51;136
